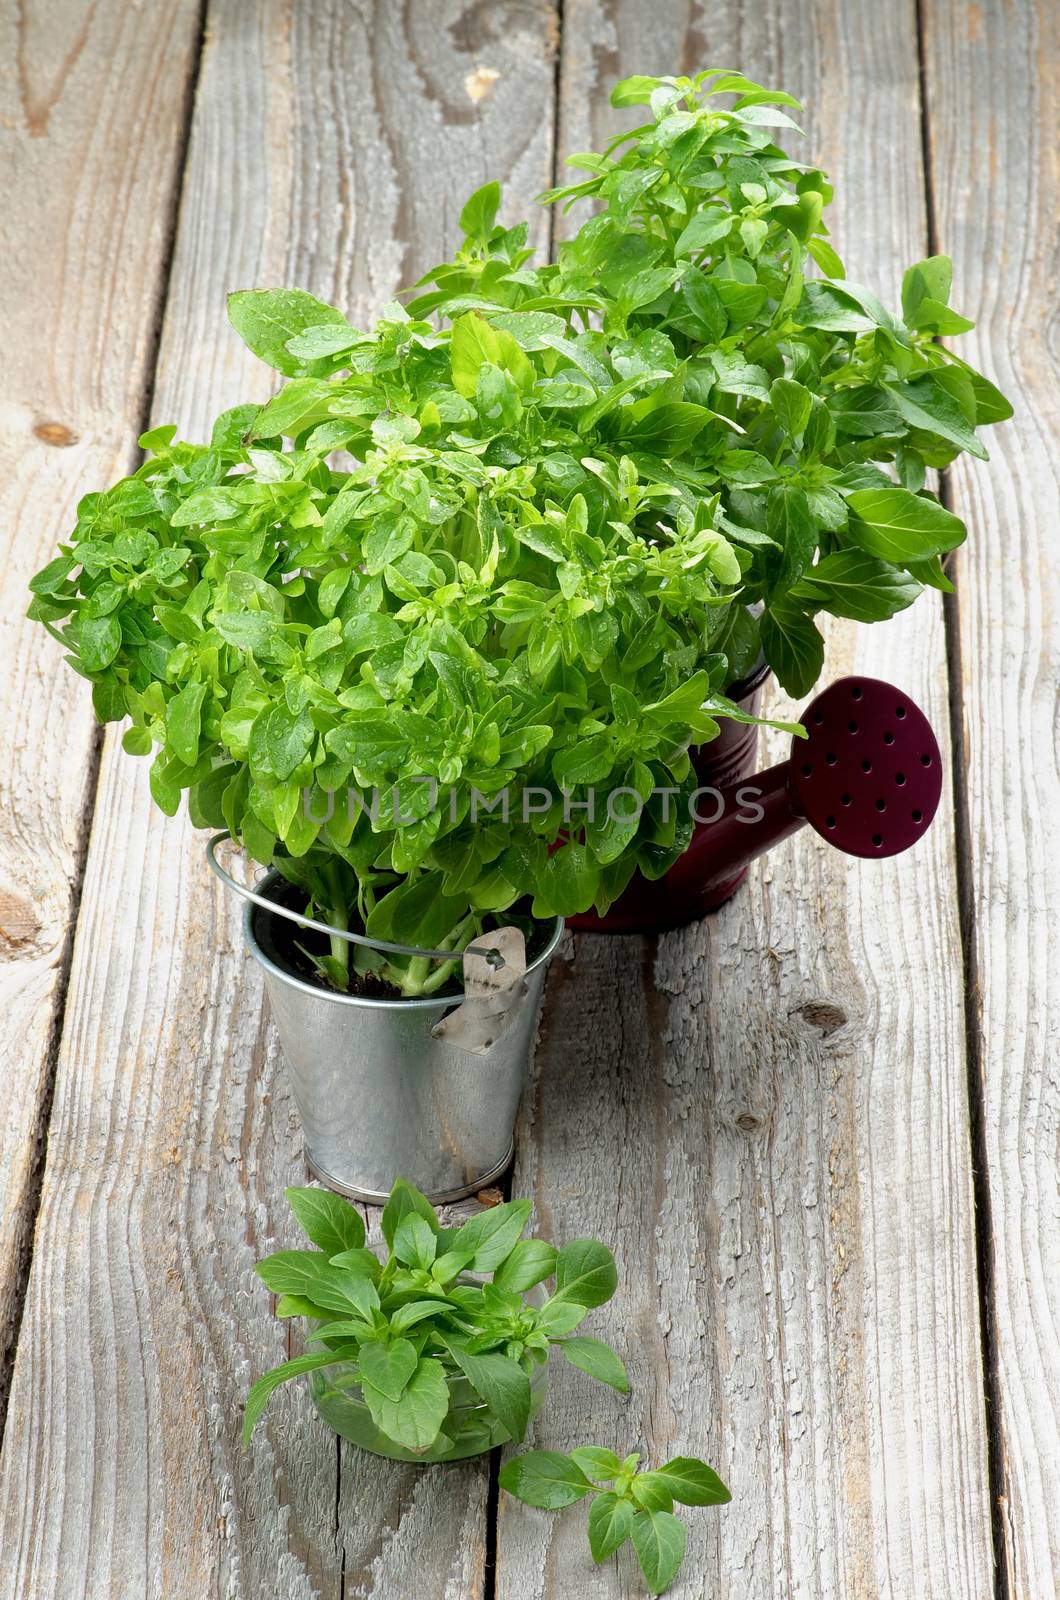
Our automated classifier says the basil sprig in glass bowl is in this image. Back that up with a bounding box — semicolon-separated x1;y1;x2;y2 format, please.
244;1180;628;1462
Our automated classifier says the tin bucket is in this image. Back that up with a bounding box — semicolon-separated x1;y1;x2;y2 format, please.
211;846;563;1204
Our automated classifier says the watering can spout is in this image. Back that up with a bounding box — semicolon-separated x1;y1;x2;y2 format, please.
667;760;804;906
572;676;944;934
672;674;944;915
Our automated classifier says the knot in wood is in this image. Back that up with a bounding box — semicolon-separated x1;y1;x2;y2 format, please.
793;1000;848;1036
33;419;79;447
0;888;43;951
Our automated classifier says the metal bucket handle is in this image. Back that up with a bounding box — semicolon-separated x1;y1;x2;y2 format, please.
205;834;508;971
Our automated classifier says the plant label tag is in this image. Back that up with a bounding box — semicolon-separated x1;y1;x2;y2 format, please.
431;926;528;1055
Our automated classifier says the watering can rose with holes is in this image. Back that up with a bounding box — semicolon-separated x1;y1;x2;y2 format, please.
26;69;1007;1196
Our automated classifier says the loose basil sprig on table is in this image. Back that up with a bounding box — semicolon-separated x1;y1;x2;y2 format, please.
243;1180;627;1453
27;66;1009;991
500;1446;731;1595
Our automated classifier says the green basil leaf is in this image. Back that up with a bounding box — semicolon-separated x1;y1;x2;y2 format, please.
249;378;340;439
535;1297;589;1336
78;615;122;672
274;1294;333;1320
249;703;314;782
308;1317;374;1343
242;1351;338;1445
650;1456;732;1506
846;487;966;563
559;1335;629;1392
448;1199;532;1272
451;312;532;399
285;325;365;360
905;554;956;592
491;1238;558;1293
29;552;77;596
901;255;952;323
169;487;245;526
285;1187;366;1256
790;550;922;622
328;1247;382;1281
884;376;988;460
358;1338;418;1402
122;726;153;757
380;1179;439;1249
909;298;975;335
631;1474;674;1512
227;288;349;377
796;281;877;332
770;377;812;439
459;180;501;239
629;1509;688;1595
674;207;733;258
255;1252;378;1316
148;753;182;817
588;1492;637;1562
610;74;660;108
553;734;614;787
945;358;1013;425
392;1213;438;1270
359;1355;449;1451
444;1344;531;1443
766;483;816;593
828;386;903;438
552;1239;618;1308
166;680;207;765
499;1451;593;1509
570;1446;623;1482
389;1299;448;1334
760;599;824;697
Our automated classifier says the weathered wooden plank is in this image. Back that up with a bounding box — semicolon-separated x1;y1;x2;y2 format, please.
338;1199;497;1600
500;5;993;1597
0;1;559;1596
0;0;205;1420
313;5;561;1590
921;2;1060;1592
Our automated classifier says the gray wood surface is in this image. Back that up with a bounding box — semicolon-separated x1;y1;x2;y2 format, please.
1;1;1056;1597
0;2;557;1597
500;5;993;1598
0;0;205;1419
923;1;1060;1592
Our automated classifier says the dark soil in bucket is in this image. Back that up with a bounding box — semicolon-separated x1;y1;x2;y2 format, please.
249;876;553;1000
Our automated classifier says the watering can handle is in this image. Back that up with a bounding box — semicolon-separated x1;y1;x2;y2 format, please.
205;834;508;970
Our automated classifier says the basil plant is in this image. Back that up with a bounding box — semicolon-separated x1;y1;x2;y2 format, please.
27;69;1008;994
245;1180;627;1463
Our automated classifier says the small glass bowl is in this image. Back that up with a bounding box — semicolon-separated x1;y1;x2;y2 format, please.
309;1355;548;1462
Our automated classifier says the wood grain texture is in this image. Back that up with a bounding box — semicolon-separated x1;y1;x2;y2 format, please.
500;5;993;1597
0;0;205;1409
0;1;559;1596
337;1200;498;1600
922;2;1060;1592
